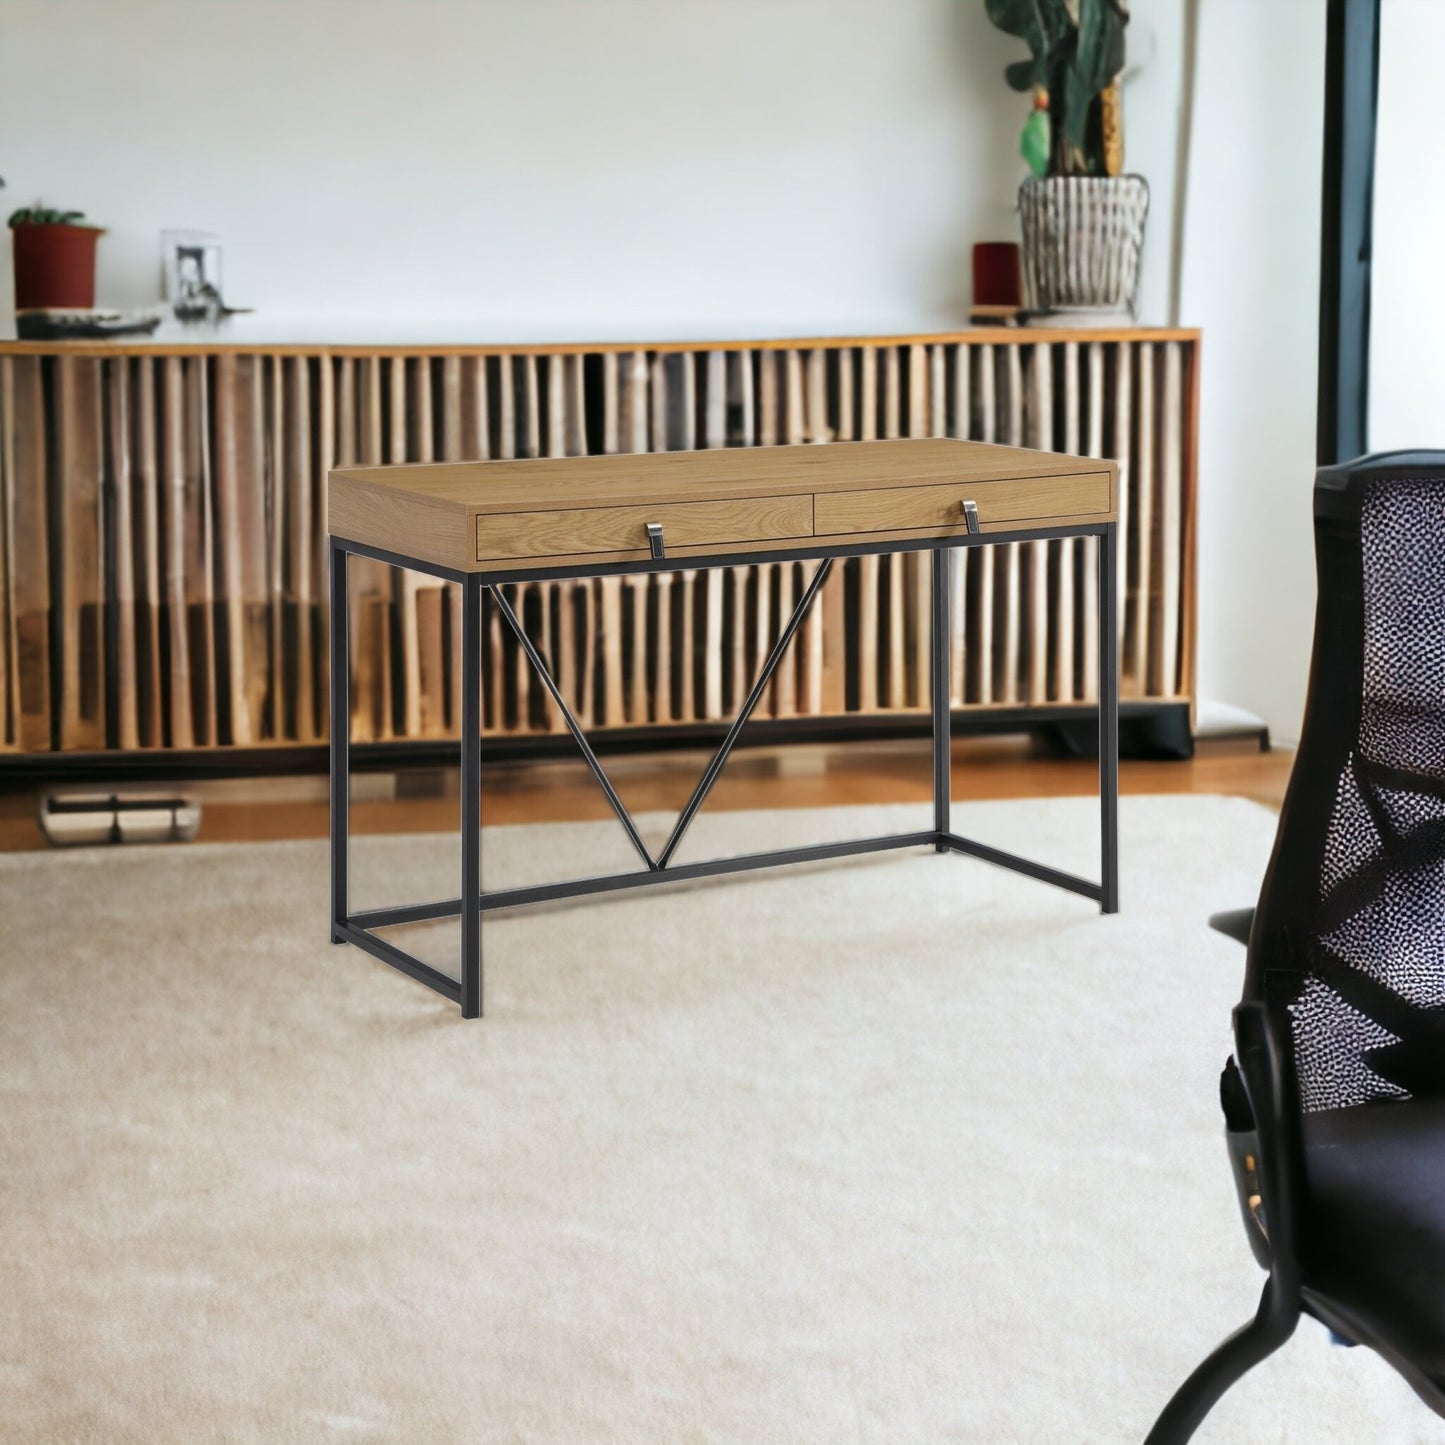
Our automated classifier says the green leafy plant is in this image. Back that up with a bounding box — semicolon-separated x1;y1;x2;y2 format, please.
986;0;1129;178
8;202;88;228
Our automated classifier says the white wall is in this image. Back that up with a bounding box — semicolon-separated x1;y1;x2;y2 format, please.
1370;0;1445;452
1179;0;1327;745
0;0;1181;339
1116;0;1186;328
6;0;1338;742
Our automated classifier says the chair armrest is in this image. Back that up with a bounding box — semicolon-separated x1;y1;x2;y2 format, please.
1210;908;1256;946
1232;1000;1304;1305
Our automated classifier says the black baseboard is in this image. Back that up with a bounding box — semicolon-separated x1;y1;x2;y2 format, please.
0;702;1192;790
1040;704;1194;762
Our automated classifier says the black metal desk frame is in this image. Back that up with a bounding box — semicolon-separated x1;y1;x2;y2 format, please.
329;522;1120;1018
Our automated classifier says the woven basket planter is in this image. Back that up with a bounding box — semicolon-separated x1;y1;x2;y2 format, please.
1018;175;1150;319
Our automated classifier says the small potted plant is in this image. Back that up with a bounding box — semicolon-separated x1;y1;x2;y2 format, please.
9;199;105;310
986;0;1148;320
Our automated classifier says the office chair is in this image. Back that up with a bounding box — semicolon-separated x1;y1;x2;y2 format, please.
1147;452;1445;1442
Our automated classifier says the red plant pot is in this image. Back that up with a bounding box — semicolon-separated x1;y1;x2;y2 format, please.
11;223;104;309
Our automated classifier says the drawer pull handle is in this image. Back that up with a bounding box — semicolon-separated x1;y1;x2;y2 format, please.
646;522;666;559
961;500;980;535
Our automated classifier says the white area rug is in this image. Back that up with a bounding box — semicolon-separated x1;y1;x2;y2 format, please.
1;797;1440;1443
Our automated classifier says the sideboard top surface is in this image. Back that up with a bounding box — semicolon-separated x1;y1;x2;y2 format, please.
0;323;1201;357
329;438;1118;574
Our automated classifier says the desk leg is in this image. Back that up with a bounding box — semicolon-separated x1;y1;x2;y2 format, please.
461;575;483;1017
329;538;349;943
1099;524;1120;914
931;547;951;852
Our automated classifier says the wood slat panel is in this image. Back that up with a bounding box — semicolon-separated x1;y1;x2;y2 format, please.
1058;342;1080;703
948;343;970;706
56;358;106;749
0;361;11;748
1110;342;1132;702
1132;341;1156;698
1025;343;1050;705
105;360;139;749
1160;342;1184;697
1080;342;1104;705
999;347;1023;705
130;358;164;747
159;358;192;748
218;353;268;744
974;342;996;706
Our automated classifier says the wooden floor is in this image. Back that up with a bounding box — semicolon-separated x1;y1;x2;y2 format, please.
0;738;1293;851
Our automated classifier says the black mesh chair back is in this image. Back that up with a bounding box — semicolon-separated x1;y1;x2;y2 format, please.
1147;452;1445;1444
1249;451;1445;1110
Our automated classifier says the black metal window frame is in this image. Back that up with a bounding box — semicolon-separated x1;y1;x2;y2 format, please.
1317;0;1380;468
329;522;1120;1018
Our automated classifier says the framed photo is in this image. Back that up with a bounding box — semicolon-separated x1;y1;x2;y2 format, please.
161;230;223;319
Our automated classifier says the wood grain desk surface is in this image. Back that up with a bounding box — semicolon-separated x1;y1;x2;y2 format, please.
329;438;1117;574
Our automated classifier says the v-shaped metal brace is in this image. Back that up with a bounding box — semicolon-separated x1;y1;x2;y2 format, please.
491;558;834;876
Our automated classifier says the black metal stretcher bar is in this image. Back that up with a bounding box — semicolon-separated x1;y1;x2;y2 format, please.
346;827;1100;934
329;520;1120;1018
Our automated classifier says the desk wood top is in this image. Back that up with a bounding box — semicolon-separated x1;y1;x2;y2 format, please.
329;439;1117;574
331;439;1107;512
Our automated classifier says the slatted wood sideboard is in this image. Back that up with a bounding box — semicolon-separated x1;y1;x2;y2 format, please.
0;327;1197;772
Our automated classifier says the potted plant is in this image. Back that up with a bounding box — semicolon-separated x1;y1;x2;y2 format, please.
9;200;105;310
986;0;1148;321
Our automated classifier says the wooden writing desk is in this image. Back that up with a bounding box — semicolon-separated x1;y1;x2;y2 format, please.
328;438;1120;1017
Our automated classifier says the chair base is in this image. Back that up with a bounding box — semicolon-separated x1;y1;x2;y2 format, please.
1144;1276;1298;1445
1144;1281;1445;1443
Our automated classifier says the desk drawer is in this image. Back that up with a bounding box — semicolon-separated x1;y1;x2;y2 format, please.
475;494;813;562
813;472;1111;537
